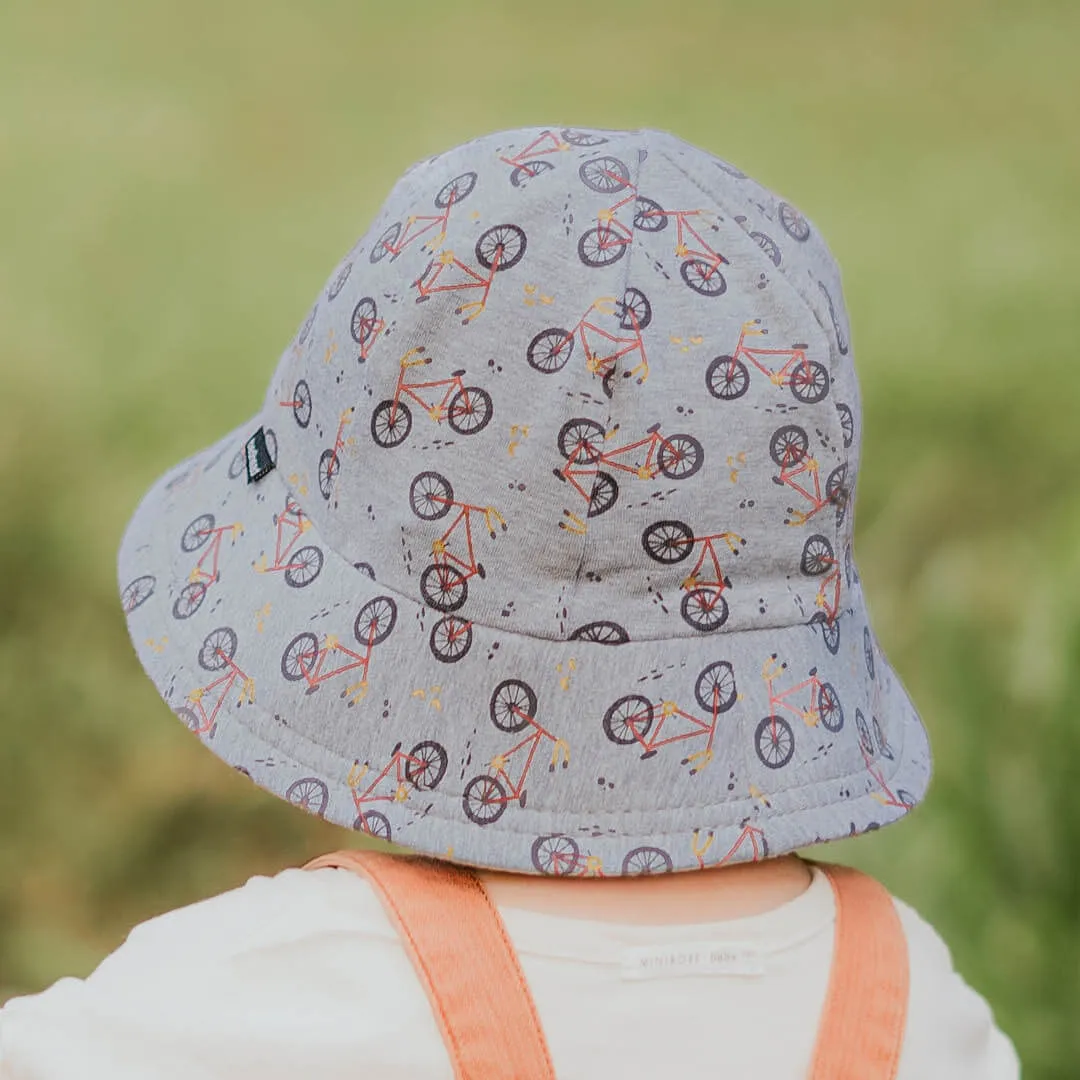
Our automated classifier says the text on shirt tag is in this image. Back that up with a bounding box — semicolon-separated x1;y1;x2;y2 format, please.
620;941;767;981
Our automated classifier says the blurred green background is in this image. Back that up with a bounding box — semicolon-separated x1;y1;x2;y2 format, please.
1;0;1076;1073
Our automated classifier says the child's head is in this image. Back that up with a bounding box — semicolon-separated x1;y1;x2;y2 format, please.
118;127;930;875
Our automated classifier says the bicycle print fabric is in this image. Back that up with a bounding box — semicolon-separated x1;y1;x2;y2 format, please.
117;127;931;875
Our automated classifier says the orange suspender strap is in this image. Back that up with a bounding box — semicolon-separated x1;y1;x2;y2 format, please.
304;848;556;1080
807;862;910;1080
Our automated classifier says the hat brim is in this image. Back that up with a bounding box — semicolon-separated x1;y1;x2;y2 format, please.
119;416;931;875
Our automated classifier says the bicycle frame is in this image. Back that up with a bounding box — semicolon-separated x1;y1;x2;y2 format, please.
733;321;817;385
499;129;569;171
348;750;416;815
185;657;253;737
296;635;371;693
776;452;831;526
560;427;669;502
576;299;648;379
431;500;500;581
415;249;501;323
375;202;458;261
258;499;311;574
763;656;829;727
391;351;466;425
487;717;567;803
681;534;741;595
188;525;238;589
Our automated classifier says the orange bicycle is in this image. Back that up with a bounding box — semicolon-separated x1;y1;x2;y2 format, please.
695;820;770;867
641;519;746;632
254;496;323;588
630;199;730;296
800;534;842;655
855;707;914;812
369;172;478;263
555;418;703;517
350;296;385;362
706;319;830;404
173;515;243;619
414;223;527;323
499;128;609;186
602;661;737;774
463;678;569;826
756;653;843;770
318;408;356;501
769;425;849;528
280;596;398;698
409;471;507;612
526;288;652;397
371;347;493;448
347;739;449;841
530;834;673;876
176;627;254;738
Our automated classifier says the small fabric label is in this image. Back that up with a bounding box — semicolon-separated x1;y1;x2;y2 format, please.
620;941;767;981
245;427;276;483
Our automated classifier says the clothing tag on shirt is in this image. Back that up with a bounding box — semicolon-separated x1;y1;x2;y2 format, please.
620;941;767;981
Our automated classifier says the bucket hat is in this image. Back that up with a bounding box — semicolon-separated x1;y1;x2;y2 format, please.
118;126;931;875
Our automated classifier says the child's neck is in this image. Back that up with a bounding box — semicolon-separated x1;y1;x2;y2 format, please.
475;854;813;925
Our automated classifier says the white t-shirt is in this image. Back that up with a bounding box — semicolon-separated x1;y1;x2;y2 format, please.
0;863;1019;1078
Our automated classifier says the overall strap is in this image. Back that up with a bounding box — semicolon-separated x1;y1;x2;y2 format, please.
808;862;910;1080
304;849;556;1080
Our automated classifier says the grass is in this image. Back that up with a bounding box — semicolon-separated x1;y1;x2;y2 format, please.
0;0;1077;1073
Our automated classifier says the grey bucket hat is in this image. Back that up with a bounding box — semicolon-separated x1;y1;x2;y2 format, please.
118;126;931;875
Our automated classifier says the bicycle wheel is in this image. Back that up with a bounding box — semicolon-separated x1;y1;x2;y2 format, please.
818;279;849;354
577;225;628;268
826;464;848;507
527;328;574;373
318;450;339;500
561;128;607;147
557;416;605;459
705;355;749;401
350;297;380;347
768;425;809;468
434;171;477;208
602;694;653;745
616;286;652;331
587;471;619;517
681;258;727;296
447;386;493;436
327;260;353;301
286;777;328;817
837;402;854;449
181;514;215;552
292;379;312;428
284;545;323;588
681;588;729;632
172;582;207;620
198;626;238;671
410;471;454;520
354;561;376;580
633;197;667;232
430;615;473;663
297;304;318;346
811;611;841;655
578;155;630;194
856;708;874;756
897;789;915;809
406;740;448;790
121;575;155;614
622;847;672;875
658;433;704;480
490;678;538;733
818;682;843;732
789;360;830;404
281;632;318;681
532;834;581;875
420;563;468;612
370;399;412;448
370;222;400;263
755;715;795;769
778;201;810;242
510;160;554;188
475;224;526;271
568;620;629;644
872;715;893;760
463;775;507;826
864;626;875;679
800;534;835;576
642;519;694;563
175;706;202;733
694;660;737;713
749;231;781;267
354;811;391;841
355;596;397;646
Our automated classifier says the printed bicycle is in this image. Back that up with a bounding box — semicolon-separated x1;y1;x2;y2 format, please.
122;574;156;614
768;425;849;528
348;739;449;841
175;627;254;738
694;820;769;868
280;378;312;429
526;288;652;396
800;534;842;655
462;679;569;826
319;407;357;501
641;520;746;632
705;320;830;404
530;835;673;876
499;128;609;186
409;471;507;613
173;515;243;619
602;661;738;775
856;709;914;812
755;653;843;770
369;172;478;264
350;296;385;362
630;199;731;297
429;614;474;663
371;347;493;448
254;496;324;588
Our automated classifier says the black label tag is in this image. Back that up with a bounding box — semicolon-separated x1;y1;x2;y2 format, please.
245;427;276;483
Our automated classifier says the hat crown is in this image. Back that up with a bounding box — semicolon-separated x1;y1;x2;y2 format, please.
267;127;859;644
